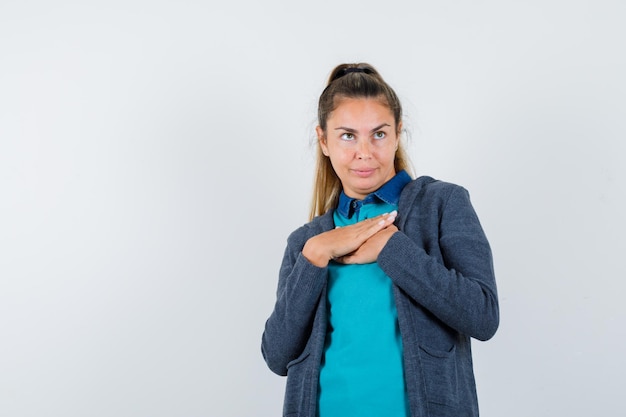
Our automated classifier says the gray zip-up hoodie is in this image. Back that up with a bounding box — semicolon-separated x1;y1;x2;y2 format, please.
262;176;499;417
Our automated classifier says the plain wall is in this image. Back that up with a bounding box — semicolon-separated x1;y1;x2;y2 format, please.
1;0;624;416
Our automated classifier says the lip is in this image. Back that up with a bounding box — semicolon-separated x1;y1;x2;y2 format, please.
351;168;376;178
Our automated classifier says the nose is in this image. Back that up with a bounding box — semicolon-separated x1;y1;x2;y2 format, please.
356;140;371;159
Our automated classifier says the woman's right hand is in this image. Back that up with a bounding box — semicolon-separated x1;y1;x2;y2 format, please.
301;211;398;267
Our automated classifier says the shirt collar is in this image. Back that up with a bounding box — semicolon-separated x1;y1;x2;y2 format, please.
336;170;412;218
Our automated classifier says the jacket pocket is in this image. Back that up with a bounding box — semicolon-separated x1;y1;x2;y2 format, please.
283;351;313;417
286;350;310;370
418;344;459;407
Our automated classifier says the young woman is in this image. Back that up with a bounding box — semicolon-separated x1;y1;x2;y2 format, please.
261;63;499;417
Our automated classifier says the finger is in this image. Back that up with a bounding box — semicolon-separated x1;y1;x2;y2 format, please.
335;256;349;264
327;211;397;259
371;210;397;228
350;211;397;242
334;254;354;264
354;210;396;229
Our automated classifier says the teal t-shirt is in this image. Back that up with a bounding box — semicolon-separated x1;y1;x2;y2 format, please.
318;201;409;417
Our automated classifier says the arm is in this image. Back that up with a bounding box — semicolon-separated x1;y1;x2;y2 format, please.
261;232;327;376
261;212;399;375
378;186;499;341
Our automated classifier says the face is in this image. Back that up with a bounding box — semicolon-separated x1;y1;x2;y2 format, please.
317;97;400;200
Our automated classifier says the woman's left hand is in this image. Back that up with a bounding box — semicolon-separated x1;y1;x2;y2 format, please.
335;224;398;264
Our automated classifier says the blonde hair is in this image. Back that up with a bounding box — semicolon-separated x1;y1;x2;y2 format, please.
309;63;413;220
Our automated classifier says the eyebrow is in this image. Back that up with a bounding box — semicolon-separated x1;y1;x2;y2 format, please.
334;123;392;133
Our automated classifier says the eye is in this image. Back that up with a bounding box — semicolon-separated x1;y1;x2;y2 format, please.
340;133;355;141
373;131;386;139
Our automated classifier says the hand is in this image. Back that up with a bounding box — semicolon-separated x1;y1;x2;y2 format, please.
335;224;398;264
302;211;398;267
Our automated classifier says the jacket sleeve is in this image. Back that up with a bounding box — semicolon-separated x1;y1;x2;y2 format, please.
261;230;327;376
378;186;499;341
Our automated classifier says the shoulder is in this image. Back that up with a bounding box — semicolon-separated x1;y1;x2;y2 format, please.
397;175;483;235
400;175;469;206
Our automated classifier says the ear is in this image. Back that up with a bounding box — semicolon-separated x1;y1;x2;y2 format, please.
316;126;329;156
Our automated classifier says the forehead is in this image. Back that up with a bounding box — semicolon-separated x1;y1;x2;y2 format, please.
327;97;394;126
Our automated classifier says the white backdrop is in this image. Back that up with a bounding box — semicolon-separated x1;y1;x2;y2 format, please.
1;1;624;416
